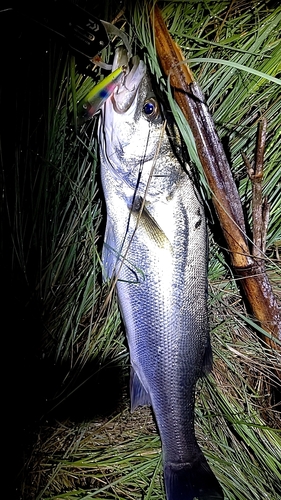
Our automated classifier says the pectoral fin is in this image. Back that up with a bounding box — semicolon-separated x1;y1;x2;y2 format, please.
131;198;172;251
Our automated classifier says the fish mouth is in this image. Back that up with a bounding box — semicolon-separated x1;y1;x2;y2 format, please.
111;47;146;113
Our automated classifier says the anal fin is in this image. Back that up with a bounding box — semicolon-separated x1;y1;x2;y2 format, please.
130;367;151;411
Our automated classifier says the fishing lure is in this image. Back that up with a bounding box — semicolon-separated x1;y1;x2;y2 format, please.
77;65;127;123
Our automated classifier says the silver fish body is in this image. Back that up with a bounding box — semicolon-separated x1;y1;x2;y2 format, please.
98;48;223;500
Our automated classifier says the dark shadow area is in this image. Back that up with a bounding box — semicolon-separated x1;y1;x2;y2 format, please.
2;265;127;500
0;4;128;499
42;356;127;422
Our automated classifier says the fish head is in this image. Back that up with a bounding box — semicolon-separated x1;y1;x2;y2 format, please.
110;47;161;120
99;47;167;191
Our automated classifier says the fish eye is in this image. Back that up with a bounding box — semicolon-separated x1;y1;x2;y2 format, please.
143;98;159;120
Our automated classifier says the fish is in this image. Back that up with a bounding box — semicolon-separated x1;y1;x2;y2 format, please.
98;47;224;500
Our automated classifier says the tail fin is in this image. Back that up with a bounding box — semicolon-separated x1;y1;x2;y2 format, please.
164;455;224;500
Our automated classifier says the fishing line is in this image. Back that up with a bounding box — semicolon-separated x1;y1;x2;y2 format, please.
96;120;168;322
128;119;168;247
77;120;168;363
118;124;152;263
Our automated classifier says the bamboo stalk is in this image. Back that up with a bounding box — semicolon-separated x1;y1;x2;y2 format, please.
150;4;281;353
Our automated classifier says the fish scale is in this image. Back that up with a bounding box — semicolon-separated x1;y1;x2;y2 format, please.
98;47;224;500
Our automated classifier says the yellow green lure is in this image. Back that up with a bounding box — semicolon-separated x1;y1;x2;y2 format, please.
78;65;126;124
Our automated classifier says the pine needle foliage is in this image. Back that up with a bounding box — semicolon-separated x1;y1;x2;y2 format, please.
2;1;280;499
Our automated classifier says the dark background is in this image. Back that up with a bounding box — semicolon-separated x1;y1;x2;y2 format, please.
0;2;125;497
